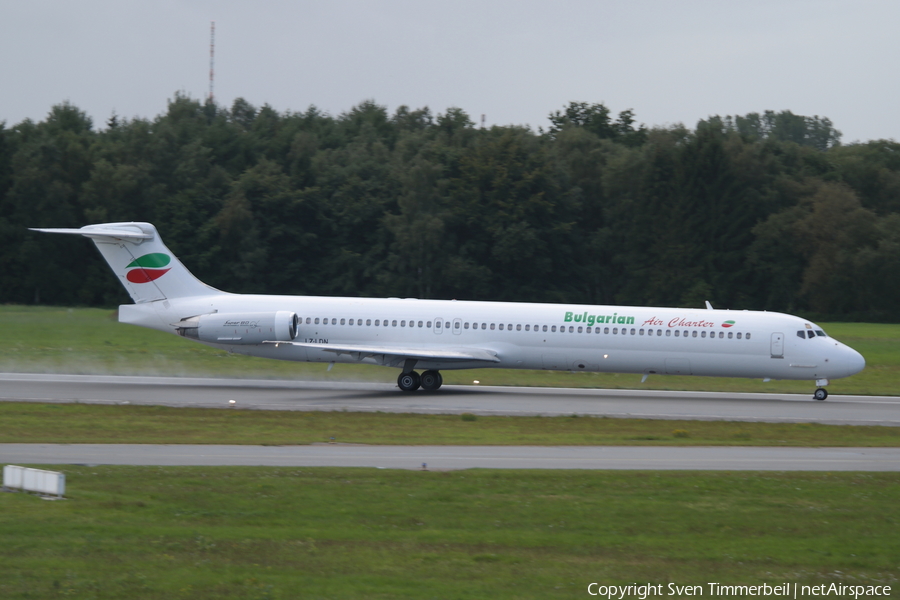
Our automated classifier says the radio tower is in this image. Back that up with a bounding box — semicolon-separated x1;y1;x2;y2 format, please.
208;21;215;103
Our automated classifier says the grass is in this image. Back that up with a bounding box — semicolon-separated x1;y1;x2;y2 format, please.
1;467;898;599
3;402;900;446
1;305;898;396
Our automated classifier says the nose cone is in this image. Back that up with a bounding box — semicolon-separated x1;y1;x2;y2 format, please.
848;348;866;376
834;345;866;378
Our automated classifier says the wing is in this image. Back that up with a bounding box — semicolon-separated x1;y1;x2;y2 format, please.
262;341;500;364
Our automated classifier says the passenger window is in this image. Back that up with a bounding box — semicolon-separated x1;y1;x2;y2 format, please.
674;330;680;337
482;323;487;330
569;326;574;333
490;323;496;330
718;332;724;339
454;321;460;329
426;321;432;328
542;325;548;332
525;324;530;331
551;326;557;332
374;320;380;326
400;320;405;327
392;320;397;327
639;329;644;336
340;318;345;325
315;318;320;324
435;321;441;329
613;328;618;334
737;332;742;339
728;332;733;339
657;329;662;336
604;327;609;334
499;324;504;331
366;319;371;326
577;326;583;333
464;322;469;329
586;327;592;333
517;324;522;331
332;318;337;325
631;328;636;335
746;333;751;340
418;321;423;327
666;330;671;337
701;331;706;338
692;331;697;338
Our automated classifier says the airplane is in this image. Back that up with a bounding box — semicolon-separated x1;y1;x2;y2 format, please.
32;222;866;400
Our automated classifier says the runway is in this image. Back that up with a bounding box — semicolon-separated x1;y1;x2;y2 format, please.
1;373;899;426
3;443;899;471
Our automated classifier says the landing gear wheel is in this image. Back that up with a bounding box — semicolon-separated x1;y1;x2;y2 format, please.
398;371;421;392
814;388;828;401
420;370;443;391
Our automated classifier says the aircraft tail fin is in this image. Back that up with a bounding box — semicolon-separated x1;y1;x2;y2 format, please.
31;222;225;303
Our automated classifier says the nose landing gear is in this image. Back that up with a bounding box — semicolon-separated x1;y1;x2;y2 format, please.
813;379;829;401
397;370;443;392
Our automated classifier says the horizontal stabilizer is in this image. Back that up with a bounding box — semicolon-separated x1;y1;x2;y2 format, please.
263;341;501;363
30;225;153;240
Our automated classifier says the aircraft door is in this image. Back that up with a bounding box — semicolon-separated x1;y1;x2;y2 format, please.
770;332;784;358
452;318;462;335
433;317;443;335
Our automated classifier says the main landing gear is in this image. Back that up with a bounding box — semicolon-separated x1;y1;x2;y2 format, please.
397;370;443;392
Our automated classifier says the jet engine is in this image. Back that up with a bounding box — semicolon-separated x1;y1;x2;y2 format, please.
176;311;299;344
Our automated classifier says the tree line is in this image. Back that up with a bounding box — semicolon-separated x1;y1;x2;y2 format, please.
1;96;898;321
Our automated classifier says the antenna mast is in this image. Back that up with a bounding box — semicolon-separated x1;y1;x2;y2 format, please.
208;21;215;103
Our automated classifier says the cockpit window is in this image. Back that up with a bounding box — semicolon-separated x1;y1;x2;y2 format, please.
815;330;827;337
807;330;815;339
797;330;806;339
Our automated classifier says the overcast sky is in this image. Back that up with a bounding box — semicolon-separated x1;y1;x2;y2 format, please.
2;0;898;142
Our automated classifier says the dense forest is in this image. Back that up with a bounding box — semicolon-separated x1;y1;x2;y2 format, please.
1;96;898;320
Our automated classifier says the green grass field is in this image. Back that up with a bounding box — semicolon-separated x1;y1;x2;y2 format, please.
3;401;900;446
1;467;898;599
1;305;897;395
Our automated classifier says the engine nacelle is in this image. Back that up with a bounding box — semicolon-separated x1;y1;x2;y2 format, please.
176;311;299;345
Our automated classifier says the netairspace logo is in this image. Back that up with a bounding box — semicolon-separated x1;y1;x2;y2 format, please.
586;581;892;599
125;253;171;283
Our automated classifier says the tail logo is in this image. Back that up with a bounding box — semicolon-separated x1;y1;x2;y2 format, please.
126;253;171;284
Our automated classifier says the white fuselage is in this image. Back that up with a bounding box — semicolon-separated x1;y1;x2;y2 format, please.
120;294;866;383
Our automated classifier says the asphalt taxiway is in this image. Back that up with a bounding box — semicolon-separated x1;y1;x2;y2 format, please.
1;372;898;426
3;444;899;471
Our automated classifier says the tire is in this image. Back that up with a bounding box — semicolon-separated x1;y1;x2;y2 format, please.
814;388;828;401
421;370;443;391
398;371;421;392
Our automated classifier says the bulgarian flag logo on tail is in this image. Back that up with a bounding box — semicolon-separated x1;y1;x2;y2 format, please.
126;253;171;283
721;320;736;328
